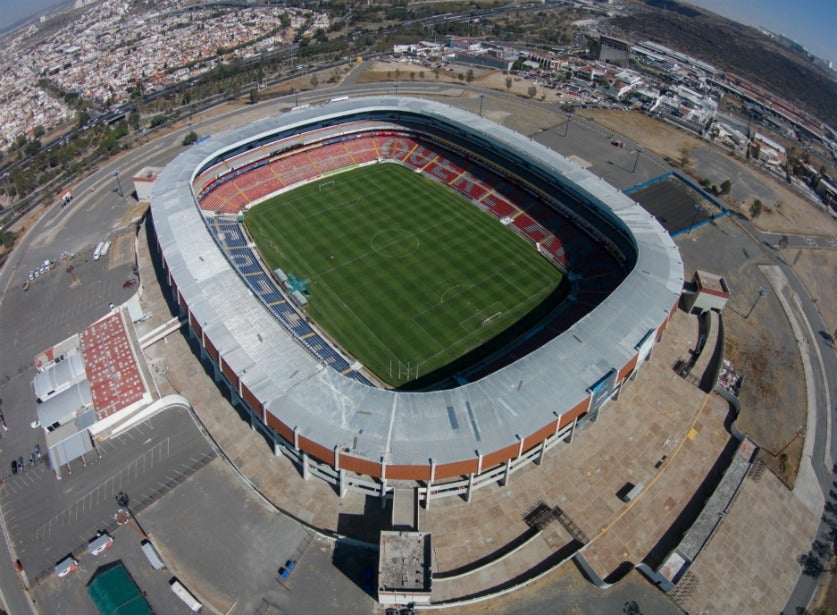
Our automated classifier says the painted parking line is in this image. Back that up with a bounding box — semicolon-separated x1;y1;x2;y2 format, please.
33;438;171;541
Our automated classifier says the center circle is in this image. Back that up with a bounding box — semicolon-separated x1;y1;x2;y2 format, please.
370;228;420;258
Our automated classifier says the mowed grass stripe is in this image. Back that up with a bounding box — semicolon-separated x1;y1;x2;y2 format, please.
245;163;562;387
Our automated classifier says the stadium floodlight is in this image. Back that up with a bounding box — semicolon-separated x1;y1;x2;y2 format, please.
688;203;702;233
113;170;123;198
745;287;766;319
632;147;642;173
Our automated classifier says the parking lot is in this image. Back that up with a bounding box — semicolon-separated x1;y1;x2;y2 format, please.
0;408;214;582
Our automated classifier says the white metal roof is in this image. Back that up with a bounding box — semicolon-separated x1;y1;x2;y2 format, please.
150;96;683;467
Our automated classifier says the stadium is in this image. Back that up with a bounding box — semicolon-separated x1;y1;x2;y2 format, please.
149;96;683;502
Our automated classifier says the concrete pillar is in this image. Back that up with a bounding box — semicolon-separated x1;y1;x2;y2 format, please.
424;483;432;511
339;469;347;498
273;435;281;457
517;436;524;458
477;452;483;475
554;414;563;436
293;426;299;450
568;416;578;443
380;459;388;506
536;440;547;466
302;452;310;480
502;458;512;487
466;473;475;502
334;446;340;471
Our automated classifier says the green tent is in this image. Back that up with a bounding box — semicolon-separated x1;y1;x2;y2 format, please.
87;563;153;615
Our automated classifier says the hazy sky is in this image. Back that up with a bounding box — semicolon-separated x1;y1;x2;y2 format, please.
0;0;834;64
0;0;72;32
684;0;835;63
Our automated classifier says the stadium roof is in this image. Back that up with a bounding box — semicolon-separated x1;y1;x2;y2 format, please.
151;96;683;467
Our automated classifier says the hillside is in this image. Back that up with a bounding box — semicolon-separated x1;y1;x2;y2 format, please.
613;0;837;126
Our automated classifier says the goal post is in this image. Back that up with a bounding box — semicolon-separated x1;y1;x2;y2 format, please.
318;179;335;191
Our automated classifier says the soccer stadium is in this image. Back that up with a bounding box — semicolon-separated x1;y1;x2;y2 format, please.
149;96;683;501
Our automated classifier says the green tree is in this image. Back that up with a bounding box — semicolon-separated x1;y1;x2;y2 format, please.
527;85;537;99
750;198;763;218
182;131;198;146
249;87;260;105
505;76;512;91
720;179;732;195
466;69;475;83
310;74;319;89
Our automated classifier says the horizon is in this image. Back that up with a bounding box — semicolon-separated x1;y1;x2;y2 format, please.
0;0;834;66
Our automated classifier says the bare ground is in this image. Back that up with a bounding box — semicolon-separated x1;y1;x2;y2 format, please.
577;109;837;237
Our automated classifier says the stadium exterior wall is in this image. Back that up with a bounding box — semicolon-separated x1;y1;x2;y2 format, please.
149;96;683;498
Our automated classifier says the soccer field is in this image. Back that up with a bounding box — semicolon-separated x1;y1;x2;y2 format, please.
244;163;564;387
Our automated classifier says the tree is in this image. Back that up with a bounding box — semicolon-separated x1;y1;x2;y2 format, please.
182;131;198;146
778;235;789;249
310;74;319;89
527;85;537;99
720;179;732;195
750;198;763;218
466;69;475;84
505;76;512;91
249;87;260;105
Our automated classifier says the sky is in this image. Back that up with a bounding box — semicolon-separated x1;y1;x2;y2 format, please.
684;0;836;64
0;0;834;64
0;0;73;33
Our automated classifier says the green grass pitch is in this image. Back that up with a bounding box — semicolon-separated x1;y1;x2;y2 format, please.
244;163;564;387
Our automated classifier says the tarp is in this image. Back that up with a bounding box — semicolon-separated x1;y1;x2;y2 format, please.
87;563;153;615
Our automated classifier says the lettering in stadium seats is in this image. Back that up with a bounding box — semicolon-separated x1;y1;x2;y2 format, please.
252;277;273;297
230;252;254;268
379;138;409;160
408;146;434;167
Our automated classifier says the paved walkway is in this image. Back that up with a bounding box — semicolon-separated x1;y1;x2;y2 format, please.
134;222;819;609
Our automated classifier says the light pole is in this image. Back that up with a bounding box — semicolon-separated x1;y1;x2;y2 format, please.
394;82;400;97
479;93;485;117
113;170;123;198
632;146;642;173
563;112;572;137
115;491;148;538
688;203;702;233
745;287;766;319
293;88;299;106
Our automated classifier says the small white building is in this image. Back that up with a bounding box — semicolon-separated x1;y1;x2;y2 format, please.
682;271;731;315
133;166;161;202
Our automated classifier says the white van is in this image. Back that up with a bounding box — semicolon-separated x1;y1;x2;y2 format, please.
140;539;166;570
55;556;78;578
92;242;105;261
170;578;202;612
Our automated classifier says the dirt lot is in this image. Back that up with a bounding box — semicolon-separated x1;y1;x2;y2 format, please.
577;109;837;237
358;60;574;103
